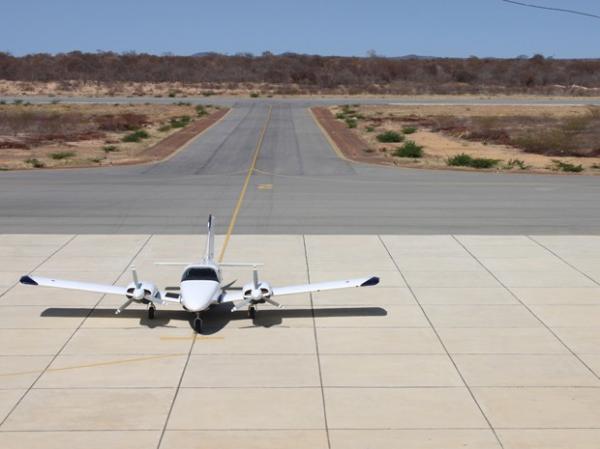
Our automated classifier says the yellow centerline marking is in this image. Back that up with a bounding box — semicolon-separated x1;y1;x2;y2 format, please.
218;105;273;262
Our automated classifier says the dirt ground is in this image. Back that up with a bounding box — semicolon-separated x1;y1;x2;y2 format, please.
0;103;225;170
325;104;600;175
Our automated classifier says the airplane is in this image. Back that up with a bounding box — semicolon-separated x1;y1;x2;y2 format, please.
19;215;380;333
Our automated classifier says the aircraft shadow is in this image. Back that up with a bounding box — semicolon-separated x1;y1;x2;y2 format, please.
42;303;388;334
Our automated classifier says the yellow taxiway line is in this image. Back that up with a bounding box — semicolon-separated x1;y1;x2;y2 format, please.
218;105;272;262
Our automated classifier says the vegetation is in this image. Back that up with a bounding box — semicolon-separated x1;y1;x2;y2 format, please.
551;160;584;173
102;145;119;153
122;129;150;142
376;131;404;143
195;105;208;117
249;92;260;98
402;126;417;134
49;151;75;160
504;159;530;170
345;117;357;128
25;158;44;168
365;126;375;132
169;115;191;128
447;153;501;169
394;141;424;158
2;52;600;95
158;124;172;132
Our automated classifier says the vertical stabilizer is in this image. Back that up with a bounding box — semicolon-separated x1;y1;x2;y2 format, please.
205;215;215;262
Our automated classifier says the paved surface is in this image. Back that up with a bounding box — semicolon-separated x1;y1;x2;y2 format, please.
1;234;600;448
1;102;599;234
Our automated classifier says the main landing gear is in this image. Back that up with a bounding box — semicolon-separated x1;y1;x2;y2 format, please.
248;305;257;320
193;313;203;333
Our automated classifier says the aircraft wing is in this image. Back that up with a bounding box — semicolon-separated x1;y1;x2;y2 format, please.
272;276;380;296
20;275;128;296
222;276;379;302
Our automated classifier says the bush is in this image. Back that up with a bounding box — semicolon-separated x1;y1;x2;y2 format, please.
335;112;345;119
505;159;529;170
402;126;417;134
170;115;191;128
394;141;424;158
168;92;176;98
122;130;149;142
102;145;119;153
365;126;375;132
551;160;584;173
447;153;500;169
50;151;75;160
202;91;215;97
250;92;260;98
592;163;600;169
345;117;357;128
195;105;207;116
158;124;172;132
376;130;404;143
25;158;44;168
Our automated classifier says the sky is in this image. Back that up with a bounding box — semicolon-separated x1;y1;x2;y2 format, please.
2;0;600;58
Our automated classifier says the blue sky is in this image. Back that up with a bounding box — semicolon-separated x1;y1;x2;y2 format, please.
2;0;600;58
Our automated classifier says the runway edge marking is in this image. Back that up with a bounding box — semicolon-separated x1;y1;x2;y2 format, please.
308;107;352;163
218;105;273;262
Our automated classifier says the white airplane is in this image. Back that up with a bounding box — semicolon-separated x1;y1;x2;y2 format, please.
19;215;380;332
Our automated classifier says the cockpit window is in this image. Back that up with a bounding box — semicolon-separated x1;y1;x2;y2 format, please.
181;267;219;282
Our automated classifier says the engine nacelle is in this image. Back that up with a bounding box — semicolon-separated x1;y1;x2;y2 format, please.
126;281;159;303
242;281;273;302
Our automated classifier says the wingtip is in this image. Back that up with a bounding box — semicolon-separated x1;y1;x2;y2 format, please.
19;275;38;286
361;276;380;287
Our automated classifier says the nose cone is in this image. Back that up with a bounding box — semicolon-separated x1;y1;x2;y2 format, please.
180;281;220;312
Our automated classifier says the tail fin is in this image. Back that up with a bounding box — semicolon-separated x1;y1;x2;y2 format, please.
205;215;215;262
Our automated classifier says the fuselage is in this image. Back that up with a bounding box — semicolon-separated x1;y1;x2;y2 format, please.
179;263;222;312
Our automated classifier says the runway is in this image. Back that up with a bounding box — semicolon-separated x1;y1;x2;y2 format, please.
0;100;599;234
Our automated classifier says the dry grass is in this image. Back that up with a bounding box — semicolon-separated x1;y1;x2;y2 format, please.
333;104;600;174
0;103;220;169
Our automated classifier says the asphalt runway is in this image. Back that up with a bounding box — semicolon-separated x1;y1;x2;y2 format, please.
1;100;599;234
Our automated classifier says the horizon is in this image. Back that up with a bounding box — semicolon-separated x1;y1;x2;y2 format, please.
2;0;600;58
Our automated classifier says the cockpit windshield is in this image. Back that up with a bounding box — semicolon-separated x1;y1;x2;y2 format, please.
181;267;219;282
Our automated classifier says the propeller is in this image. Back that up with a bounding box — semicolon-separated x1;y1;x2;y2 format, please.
231;266;282;312
115;267;158;315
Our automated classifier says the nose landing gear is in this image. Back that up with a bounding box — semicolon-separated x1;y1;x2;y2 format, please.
193;312;203;333
148;305;156;320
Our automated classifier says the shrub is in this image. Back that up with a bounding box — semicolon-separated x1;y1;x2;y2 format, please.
394;141;424;158
25;158;44;168
591;163;600;169
50;151;75;160
122;130;149;142
158;124;172;132
90;157;103;164
365;126;375;132
102;145;119;153
376;131;404;143
505;159;530;170
0;100;6;105
174;101;191;106
250;92;260;98
170;115;191;128
345;117;357;128
13;99;24;105
335;112;345;119
168;92;176;98
447;153;500;168
195;105;207;116
402;126;417;134
202;91;215;97
551;160;584;173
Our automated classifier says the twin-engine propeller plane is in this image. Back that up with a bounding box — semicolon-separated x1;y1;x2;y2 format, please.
19;215;380;333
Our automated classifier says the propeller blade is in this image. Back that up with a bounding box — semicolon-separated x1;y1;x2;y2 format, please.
115;298;134;315
265;298;284;309
131;267;140;289
252;266;259;289
222;280;237;291
232;299;251;312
